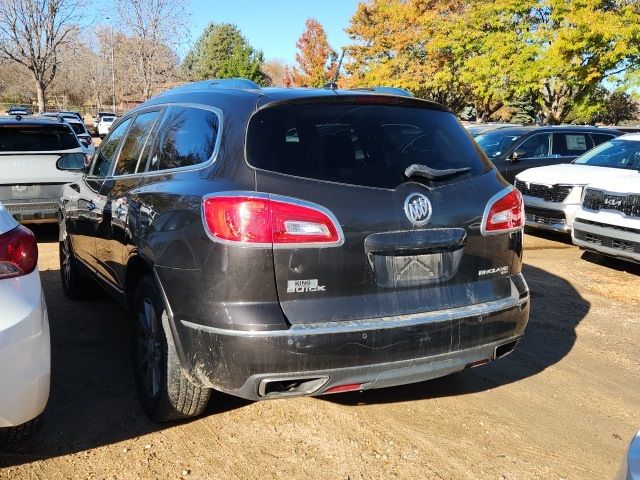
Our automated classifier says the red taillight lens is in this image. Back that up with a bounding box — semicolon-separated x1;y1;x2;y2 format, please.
482;188;524;235
202;195;342;246
0;225;38;279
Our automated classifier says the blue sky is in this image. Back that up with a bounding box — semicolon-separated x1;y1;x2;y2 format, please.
188;0;360;63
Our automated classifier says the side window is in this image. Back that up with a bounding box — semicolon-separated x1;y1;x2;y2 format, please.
592;133;616;146
114;110;161;176
515;133;551;158
149;107;219;171
92;118;131;178
552;133;593;157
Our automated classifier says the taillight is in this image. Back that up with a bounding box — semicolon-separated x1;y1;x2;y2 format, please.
202;194;343;247
481;188;524;235
0;225;38;279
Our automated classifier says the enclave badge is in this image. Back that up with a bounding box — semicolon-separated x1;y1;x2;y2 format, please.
404;193;432;226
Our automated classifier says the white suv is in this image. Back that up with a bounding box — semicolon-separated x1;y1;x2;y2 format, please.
515;134;640;232
572;173;640;264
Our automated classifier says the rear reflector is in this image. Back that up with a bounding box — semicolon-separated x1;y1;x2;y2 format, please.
202;193;343;247
481;188;524;235
324;383;363;394
465;359;490;369
0;225;38;279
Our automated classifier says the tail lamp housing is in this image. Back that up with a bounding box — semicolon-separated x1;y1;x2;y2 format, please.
481;188;525;235
202;193;344;248
0;225;38;279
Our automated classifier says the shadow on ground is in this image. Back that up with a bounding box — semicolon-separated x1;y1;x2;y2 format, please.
0;227;590;466
580;251;640;276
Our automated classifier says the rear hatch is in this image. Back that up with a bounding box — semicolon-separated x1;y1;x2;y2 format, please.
0;122;83;202
247;96;518;325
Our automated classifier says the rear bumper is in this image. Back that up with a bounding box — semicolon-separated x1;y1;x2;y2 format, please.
174;274;530;401
2;199;59;223
0;269;50;427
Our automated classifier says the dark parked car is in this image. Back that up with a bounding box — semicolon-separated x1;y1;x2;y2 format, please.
474;126;621;183
57;79;530;421
6;105;32;116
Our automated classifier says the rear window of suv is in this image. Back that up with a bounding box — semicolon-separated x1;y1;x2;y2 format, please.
0;124;79;151
246;103;490;189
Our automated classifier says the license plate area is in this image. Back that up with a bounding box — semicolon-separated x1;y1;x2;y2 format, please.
369;250;463;288
11;185;41;199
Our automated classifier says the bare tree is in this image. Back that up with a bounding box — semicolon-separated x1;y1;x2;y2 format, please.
0;0;85;112
115;0;188;100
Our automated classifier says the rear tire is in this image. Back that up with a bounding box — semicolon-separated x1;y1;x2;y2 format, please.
0;415;42;446
59;236;89;300
131;275;210;422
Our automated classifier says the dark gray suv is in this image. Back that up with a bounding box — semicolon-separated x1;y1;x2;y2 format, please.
57;79;530;421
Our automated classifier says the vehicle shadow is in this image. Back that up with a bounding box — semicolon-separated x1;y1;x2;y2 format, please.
580;251;640;276
524;227;573;246
0;228;589;466
323;263;590;407
0;267;247;468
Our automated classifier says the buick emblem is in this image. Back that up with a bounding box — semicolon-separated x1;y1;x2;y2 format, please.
404;193;432;226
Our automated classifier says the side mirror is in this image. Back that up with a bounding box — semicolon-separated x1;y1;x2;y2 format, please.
56;152;90;173
509;150;526;163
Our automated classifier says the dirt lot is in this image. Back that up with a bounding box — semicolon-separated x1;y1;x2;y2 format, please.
1;226;639;479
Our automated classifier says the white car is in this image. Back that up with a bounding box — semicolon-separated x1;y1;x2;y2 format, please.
97;115;116;137
0;116;88;224
0;202;50;444
515;134;640;233
572;173;640;264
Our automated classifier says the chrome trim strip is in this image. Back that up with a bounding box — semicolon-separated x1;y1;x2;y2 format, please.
181;291;528;337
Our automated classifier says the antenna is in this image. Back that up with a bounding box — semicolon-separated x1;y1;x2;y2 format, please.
323;49;346;90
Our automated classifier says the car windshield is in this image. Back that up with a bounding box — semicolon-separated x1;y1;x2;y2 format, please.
103;117;115;123
573;139;640;170
475;130;525;158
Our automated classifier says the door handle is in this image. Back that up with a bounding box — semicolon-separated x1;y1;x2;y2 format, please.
87;201;96;211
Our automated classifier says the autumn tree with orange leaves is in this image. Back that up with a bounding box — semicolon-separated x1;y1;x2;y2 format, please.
292;18;337;87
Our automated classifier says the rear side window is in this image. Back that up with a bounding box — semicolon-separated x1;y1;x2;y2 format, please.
92;118;131;177
515;133;551;158
0;125;78;151
246;103;490;189
592;133;616;146
114;110;161;176
149;106;219;171
552;133;593;156
68;123;85;135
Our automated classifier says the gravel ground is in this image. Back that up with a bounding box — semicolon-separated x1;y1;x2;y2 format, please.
1;225;639;479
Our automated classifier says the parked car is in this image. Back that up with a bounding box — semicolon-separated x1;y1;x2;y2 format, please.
515;134;640;233
96;115;116;138
57;79;530;422
572;173;640;264
6;105;32;116
93;111;115;134
0;201;49;445
617;431;640;480
474;126;621;183
41;113;94;152
0;116;88;224
57;110;84;122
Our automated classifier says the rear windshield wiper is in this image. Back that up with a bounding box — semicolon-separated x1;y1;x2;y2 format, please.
404;164;471;181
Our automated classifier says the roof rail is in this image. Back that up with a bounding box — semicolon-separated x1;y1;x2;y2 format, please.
349;87;414;98
159;78;262;96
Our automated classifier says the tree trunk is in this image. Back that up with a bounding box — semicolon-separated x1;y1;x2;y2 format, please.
35;80;46;113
